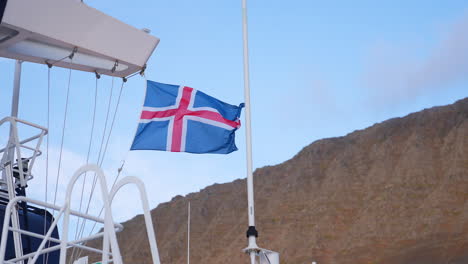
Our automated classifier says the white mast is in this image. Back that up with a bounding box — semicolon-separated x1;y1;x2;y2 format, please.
241;0;259;262
241;1;280;264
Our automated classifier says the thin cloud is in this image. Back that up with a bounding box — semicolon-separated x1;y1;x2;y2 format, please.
362;14;468;106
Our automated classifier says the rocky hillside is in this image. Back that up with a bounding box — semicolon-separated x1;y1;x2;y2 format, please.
85;97;468;264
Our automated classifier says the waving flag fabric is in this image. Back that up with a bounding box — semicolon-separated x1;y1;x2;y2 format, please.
131;81;244;154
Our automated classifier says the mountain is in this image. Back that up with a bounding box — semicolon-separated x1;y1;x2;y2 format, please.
85;97;468;264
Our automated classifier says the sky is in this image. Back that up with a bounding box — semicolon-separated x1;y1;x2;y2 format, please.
0;0;467;235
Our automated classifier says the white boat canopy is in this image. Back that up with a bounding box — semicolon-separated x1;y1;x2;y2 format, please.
0;0;160;77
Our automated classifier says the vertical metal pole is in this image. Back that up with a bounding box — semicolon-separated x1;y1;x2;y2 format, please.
187;201;190;264
5;163;24;264
2;60;22;185
7;60;24;264
8;60;22;162
11;60;23;118
241;0;259;261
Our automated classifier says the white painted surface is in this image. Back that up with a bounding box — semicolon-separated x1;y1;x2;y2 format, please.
0;0;160;77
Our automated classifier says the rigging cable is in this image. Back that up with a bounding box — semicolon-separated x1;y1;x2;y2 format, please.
76;74;100;231
46;50;75;264
73;79;127;259
68;74;100;263
73;78;126;256
85;157;126;238
51;66;73;209
99;80;126;167
85;73;145;240
72;76;115;257
73;70;143;259
50;48;77;212
42;65;51;264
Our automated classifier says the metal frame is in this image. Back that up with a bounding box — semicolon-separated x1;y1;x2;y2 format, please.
3;162;24;264
0;116;48;189
0;36;159;264
0;165;161;264
0;195;123;264
0;165;125;264
60;165;123;264
0;0;162;262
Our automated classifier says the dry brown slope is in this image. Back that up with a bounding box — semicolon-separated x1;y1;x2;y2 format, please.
87;97;468;264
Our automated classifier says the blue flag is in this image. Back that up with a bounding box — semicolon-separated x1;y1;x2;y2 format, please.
131;81;244;154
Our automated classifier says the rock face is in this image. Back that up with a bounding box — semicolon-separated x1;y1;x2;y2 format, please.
86;98;468;264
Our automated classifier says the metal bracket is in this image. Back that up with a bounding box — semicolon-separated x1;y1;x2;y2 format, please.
246;226;258;238
111;60;119;73
69;47;78;60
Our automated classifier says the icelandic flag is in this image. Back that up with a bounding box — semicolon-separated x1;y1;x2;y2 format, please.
131;81;244;154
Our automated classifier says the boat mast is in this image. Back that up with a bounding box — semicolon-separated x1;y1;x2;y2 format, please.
241;0;259;262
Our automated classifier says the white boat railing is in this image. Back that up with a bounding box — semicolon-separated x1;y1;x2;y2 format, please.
0;116;48;189
0;117;48;264
0;164;161;264
108;176;161;264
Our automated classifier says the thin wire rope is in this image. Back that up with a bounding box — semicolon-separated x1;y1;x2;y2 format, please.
72;78;118;254
42;66;51;264
75;77;99;231
97;77;115;165
86;74;146;237
52;66;73;209
82;79;125;228
46;62;73;264
85;157;127;238
73;80;126;259
69;77;100;263
98;81;126;167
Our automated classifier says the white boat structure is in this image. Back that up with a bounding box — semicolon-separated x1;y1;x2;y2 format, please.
0;0;279;263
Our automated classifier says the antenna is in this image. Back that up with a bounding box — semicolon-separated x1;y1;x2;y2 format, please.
241;0;279;263
241;0;258;260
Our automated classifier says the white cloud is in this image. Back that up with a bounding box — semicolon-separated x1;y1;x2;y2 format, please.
362;13;468;106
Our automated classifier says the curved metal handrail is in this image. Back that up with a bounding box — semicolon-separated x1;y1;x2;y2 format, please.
108;176;161;264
